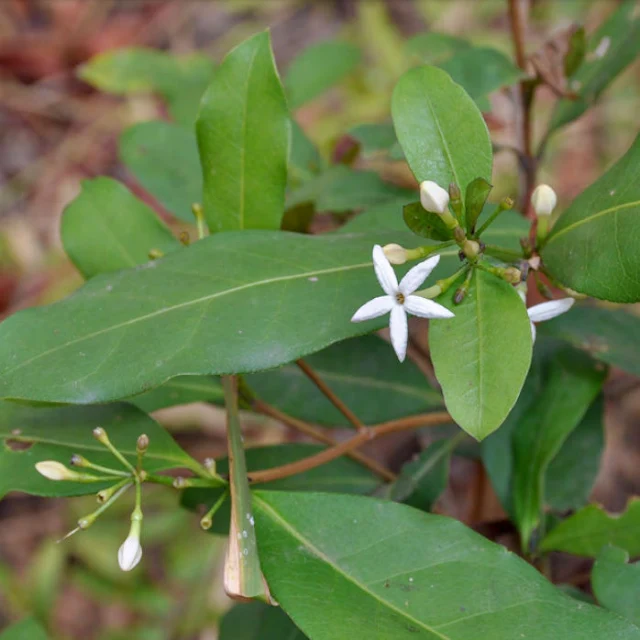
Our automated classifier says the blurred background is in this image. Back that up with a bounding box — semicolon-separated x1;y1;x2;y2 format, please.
0;1;638;638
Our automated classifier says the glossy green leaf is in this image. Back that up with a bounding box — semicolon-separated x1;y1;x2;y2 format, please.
220;602;307;639
0;229;437;404
196;31;289;232
550;0;640;132
392;65;492;193
61;177;180;279
130;375;224;412
249;335;441;426
465;177;492;233
182;444;379;535
78;48;214;126
285;40;361;109
592;545;640;626
429;268;532;440
512;347;606;549
541;500;640;557
438;47;524;108
253;491;640;640
405;33;471;64
119;121;201;223
348;123;397;155
0;401;196;499
546;393;604;513
385;436;457;510
542;135;640;302
287;165;415;213
538;306;640;377
402;201;452;241
0;618;48;640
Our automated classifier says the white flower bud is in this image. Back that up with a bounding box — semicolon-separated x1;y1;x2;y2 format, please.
35;461;74;481
118;533;142;572
419;180;450;215
531;184;557;217
382;244;407;265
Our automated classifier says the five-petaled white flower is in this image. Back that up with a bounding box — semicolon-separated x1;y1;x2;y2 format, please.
520;288;575;342
351;245;454;362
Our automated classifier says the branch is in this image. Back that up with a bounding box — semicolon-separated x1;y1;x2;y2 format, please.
295;359;367;432
247;411;452;484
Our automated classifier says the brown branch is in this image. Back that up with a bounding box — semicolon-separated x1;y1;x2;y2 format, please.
248;411;452;485
251;398;396;482
296;359;367;432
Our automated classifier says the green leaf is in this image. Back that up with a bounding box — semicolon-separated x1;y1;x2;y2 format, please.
546;394;604;513
0;401;196;499
438;47;524;108
549;0;640;132
61;177;180;279
287;165;415;213
541;500;640;557
0;618;48;640
538;306;640;377
464;177;493;233
285;40;361;109
384;436;458;510
0;229;442;403
253;491;640;640
249;335;442;426
348;123;397;155
196;31;289;232
512;347;606;549
130;375;224;412
402;201;452;241
78;48;214;126
542;135;640;302
405;33;471;64
119;121;202;223
182;444;379;534
592;545;640;626
429;269;532;440
220;602;307;639
391;65;492;193
564;27;587;78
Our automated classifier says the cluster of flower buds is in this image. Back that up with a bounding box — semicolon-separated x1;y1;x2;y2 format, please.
35;428;150;572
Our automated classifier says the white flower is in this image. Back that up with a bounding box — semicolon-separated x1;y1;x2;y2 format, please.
420;180;450;214
531;184;557;217
351;245;454;362
35;460;73;481
518;287;574;342
118;533;142;571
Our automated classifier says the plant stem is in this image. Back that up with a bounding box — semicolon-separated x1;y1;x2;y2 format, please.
250;397;396;481
248;411;452;484
482;245;524;262
295;359;367;433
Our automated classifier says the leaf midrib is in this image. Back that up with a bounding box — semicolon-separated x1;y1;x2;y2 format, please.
1;261;371;378
254;495;451;640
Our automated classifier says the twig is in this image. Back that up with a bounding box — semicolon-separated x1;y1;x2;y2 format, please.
248;411;452;484
251;398;396;482
295;359;367;432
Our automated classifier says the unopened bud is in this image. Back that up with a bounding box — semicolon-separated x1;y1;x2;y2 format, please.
382;244;408;265
462;240;481;260
148;249;164;260
448;183;463;220
35;461;75;481
204;458;217;476
453;288;467;304
531;184;557;217
136;434;149;454
70;454;88;467
503;267;522;284
419;180;450;215
118;533;142;572
179;231;190;246
93;427;107;442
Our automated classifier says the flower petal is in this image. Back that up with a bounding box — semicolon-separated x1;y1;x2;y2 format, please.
389;305;408;362
527;298;575;323
530;321;537;344
404;295;455;319
398;254;441;295
372;245;398;295
351;296;394;322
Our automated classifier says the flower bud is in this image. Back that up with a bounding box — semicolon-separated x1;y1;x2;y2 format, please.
419;180;450;215
531;184;557;217
136;434;149;454
502;267;522;284
382;244;407;265
35;461;75;481
118;533;142;572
